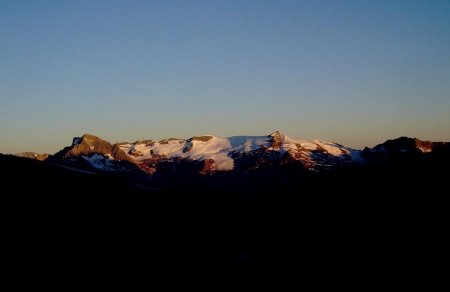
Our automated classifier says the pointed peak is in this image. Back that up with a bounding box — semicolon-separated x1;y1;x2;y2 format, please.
269;130;284;137
269;131;285;142
268;131;285;149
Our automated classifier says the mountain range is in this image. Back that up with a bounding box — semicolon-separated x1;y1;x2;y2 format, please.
44;131;357;174
12;131;448;174
5;130;448;195
3;131;447;279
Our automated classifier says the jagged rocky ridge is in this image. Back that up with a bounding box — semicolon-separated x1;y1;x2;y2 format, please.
38;131;449;178
361;136;450;165
45;131;362;175
14;152;49;161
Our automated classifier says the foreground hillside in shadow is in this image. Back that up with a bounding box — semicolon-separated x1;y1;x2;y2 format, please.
2;153;447;283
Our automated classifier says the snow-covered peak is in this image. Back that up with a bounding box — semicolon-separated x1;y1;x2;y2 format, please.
119;135;234;171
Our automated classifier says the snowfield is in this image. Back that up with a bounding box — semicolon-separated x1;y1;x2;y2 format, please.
115;132;359;171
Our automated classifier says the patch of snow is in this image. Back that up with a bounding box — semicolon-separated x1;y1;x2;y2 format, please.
82;154;115;171
228;136;269;152
183;137;234;170
120;136;234;170
418;146;431;153
313;140;348;157
152;140;185;158
284;136;318;151
134;143;149;153
214;156;234;170
115;133;362;171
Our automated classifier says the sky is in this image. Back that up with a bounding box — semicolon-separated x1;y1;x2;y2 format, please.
1;0;449;153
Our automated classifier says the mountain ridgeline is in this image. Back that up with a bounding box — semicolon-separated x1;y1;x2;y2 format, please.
47;131;355;175
10;131;450;194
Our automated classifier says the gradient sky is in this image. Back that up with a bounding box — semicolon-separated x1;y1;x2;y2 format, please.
1;0;450;153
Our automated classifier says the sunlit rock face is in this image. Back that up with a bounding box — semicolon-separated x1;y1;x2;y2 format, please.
46;131;363;176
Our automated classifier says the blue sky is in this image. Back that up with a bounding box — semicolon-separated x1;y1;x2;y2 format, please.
1;0;449;153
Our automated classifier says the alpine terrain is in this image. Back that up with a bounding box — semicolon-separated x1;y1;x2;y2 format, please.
2;131;448;280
